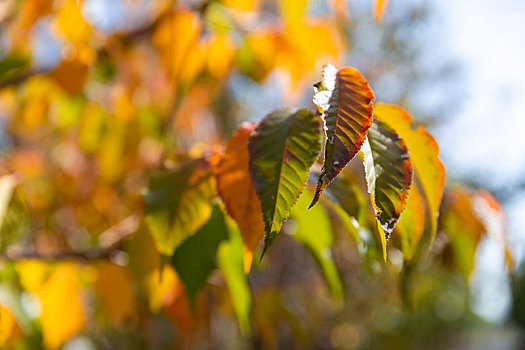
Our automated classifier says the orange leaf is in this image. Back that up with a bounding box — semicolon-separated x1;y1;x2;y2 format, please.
214;122;264;270
95;262;136;325
50;57;88;94
373;0;389;20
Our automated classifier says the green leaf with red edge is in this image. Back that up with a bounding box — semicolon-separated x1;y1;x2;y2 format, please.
248;108;322;259
361;119;413;260
310;64;375;208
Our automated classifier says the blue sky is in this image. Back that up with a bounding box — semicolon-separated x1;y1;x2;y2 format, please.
433;0;525;321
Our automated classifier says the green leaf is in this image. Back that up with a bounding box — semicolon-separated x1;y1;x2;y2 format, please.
321;172;367;224
291;189;343;301
361;119;413;259
310;64;375;208
144;158;215;255
0;55;29;82
218;218;252;335
248;107;322;258
171;205;229;306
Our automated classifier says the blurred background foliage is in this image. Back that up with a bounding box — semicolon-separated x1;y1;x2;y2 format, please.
0;0;522;349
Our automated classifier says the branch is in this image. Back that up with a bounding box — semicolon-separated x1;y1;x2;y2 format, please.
0;246;120;262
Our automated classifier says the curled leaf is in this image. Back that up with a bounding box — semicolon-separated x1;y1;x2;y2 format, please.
248;108;322;258
374;103;445;249
311;64;375;208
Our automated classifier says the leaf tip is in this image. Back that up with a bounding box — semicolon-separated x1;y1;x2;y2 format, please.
258;231;277;263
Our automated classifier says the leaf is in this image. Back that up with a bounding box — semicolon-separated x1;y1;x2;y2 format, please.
361;119;413;259
396;182;425;260
374;103;445;248
0;55;29;82
248;108;322;258
471;189;514;270
0;306;20;347
171;205;229;306
94;262;136;324
373;0;389;20
38;264;85;348
439;188;485;279
217;218;252;334
311;64;375;208
320;171;367;224
215;122;264;269
144;158;215;256
53;0;92;45
290;189;343;301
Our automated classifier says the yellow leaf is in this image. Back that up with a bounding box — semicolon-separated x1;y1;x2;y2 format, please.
207;32;236;79
0;306;21;347
95;262;136;324
222;0;258;11
53;0;92;45
214;123;264;271
279;0;308;29
14;260;49;292
38;264;85;348
153;11;201;82
144;267;178;312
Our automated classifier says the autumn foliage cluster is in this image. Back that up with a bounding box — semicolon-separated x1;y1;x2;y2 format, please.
0;0;515;349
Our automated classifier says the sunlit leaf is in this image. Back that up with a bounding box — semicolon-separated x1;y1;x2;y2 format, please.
217;218;252;334
0;175;16;233
222;0;258;11
361;119;413;259
291;189;343;301
311;64;375;208
215;122;264;269
279;0;308;29
207;32;236;79
38;264;85;348
144;158;216;256
171;205;229;306
248;108;322;258
54;0;92;45
0;306;21;347
374;103;445;248
153;11;201;82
